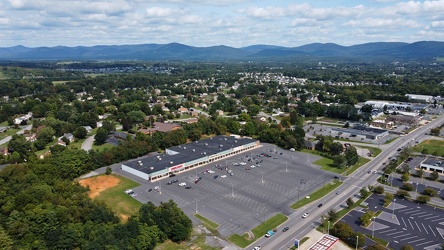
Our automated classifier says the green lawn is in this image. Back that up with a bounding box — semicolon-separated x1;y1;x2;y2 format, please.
92;143;116;151
0;128;21;140
291;180;342;209
91;174;142;221
228;213;287;248
194;214;219;229
412;139;444;155
357;146;382;157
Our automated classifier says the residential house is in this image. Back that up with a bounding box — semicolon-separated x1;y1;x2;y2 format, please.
178;106;189;113
24;133;37;142
304;140;318;150
83;126;93;133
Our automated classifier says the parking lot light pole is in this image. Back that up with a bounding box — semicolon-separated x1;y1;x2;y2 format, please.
231;183;234;197
261;172;264;183
392;199;396;218
327;221;330;235
415;183;418;199
194;198;198;214
355;235;358;250
372;217;376;238
286;162;288;172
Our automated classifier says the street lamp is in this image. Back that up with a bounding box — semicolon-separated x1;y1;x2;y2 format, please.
392;199;396;218
261;172;264;183
372;217;376;238
194;198;198;214
415;182;418;199
327;221;330;235
355;235;359;250
231;183;234;197
286;162;288;172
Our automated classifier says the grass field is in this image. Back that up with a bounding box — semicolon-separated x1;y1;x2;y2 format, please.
0;71;9;79
0;128;21;140
291;180;342;209
228;213;287;248
52;80;69;85
79;174;141;222
412;139;444;155
194;214;219;230
357;146;382;157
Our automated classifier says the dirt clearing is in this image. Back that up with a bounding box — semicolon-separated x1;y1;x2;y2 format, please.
78;175;121;199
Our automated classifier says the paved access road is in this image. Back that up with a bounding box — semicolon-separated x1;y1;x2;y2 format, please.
261;113;444;250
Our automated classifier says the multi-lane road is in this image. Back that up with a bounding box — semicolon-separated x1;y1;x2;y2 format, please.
256;114;444;250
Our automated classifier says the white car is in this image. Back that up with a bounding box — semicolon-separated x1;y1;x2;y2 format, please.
208;170;215;174
124;189;133;194
221;175;227;178
253;247;261;250
178;182;187;187
302;213;309;218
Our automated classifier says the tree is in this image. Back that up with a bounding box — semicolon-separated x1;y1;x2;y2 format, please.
332;155;347;168
327;209;338;222
8;134;32;159
329;142;343;156
247;104;261;117
401;183;414;191
367;244;387;250
383;193;394;207
401;164;410;174
95;127;109;145
416;195;431;204
359;187;371;198
0;225;13;250
331;221;352;240
359;210;375;227
37;127;56;144
106;167;112;175
430;171;439;181
423;187;437;197
373;186;384;194
346;197;354;208
102;120;116;132
344;146;359;166
400;244;414;250
416;169;424;178
73;126;87;139
401;172;410;182
396;190;410;199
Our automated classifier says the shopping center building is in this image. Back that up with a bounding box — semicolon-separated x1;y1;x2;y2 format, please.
121;135;260;181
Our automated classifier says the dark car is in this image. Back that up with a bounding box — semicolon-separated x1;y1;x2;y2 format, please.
169;174;176;177
214;175;218;179
172;179;179;183
148;188;152;192
185;186;192;189
166;181;172;185
317;203;323;208
282;227;289;232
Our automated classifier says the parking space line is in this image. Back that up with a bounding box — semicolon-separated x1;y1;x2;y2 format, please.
393;235;419;241
422;223;429;234
424;243;443;249
404;210;420;214
398;208;414;213
400;217;407;228
379;228;397;234
418;213;433;218
424;215;441;220
392;233;412;239
408;218;415;229
408;237;427;244
414;221;422;232
386;231;405;236
428;225;436;236
416;240;435;246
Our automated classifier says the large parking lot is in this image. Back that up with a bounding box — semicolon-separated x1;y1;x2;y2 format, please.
342;193;444;249
120;143;337;237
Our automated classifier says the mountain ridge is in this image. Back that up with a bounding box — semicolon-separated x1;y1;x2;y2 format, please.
0;41;443;61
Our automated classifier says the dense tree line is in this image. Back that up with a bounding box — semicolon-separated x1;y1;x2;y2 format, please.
0;147;192;249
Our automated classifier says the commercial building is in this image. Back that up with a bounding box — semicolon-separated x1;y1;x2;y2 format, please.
121;135;260;181
420;158;444;173
330;125;389;140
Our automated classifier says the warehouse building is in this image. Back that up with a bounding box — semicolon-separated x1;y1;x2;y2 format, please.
121;135;260;181
330;125;389;140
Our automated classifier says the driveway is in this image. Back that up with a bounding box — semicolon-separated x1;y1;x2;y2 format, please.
81;135;95;151
0;125;32;145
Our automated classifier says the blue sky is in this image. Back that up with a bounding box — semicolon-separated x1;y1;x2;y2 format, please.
1;0;444;48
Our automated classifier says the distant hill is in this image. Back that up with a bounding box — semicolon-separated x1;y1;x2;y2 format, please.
0;41;443;61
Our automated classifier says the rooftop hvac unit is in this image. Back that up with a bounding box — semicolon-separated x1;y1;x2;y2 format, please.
150;167;154;170
158;158;162;161
192;149;195;152
234;140;237;143
203;152;206;155
170;161;173;164
204;143;208;146
219;144;223;147
184;147;186;150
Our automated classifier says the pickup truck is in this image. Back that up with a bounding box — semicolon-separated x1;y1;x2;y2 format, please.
264;230;275;238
